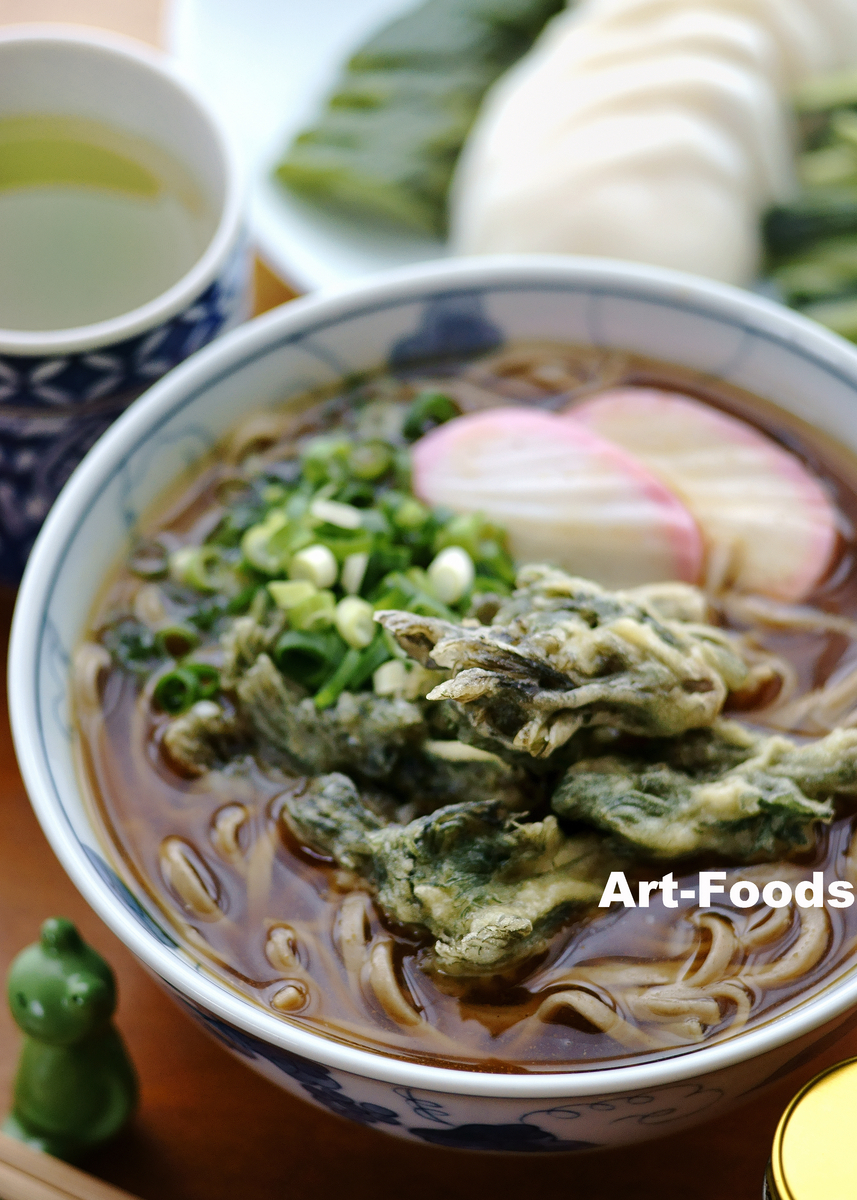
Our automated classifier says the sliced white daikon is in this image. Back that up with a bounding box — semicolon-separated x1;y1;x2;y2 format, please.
532;55;790;202
534;161;754;282
579;0;835;86
810;0;857;66
574;389;838;601
452;109;760;283
450;0;840;283
544;8;779;90
454;35;791;205
451;9;791;282
453;86;751;210
411;407;703;589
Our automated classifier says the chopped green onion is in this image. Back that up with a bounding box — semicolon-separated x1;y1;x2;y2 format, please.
772;259;851;305
314;648;362;710
378;570;455;619
349;440;393;480
335;480;376;508
393;447;413;489
393;497;429;530
170;545;237;593
370;586;410;612
334;596;376;648
285;491;311;521
362;545;411;594
208;505;260;549
153;667;200;714
101;619;158;673
373;658;407;696
402;391;460;441
133;582;168;627
275;629;346;689
289;543;338;588
434;513;515;585
241;510;293;574
358;508;391;536
472;574;510;596
312;630;388;708
341;551;369;595
184;662;221;699
154;625;200;659
250;586;272;623
427;546;475;604
226;584;260;615
300;435;352;485
188;600;224;632
433;513;483;558
310;497;362;529
268;579;317;609
381;626;410;660
262;483;289;506
129;538;169;580
289;589;336;631
348;629;391;691
312;530;373;563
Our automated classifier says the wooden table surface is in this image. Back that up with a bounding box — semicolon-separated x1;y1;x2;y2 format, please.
1;3;857;1197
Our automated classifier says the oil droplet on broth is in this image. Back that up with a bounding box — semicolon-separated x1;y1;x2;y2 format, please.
0;115;216;331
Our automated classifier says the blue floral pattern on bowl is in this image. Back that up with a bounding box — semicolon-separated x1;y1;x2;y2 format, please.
16;258;857;1150
389;291;502;367
0;240;249;582
165;988;733;1152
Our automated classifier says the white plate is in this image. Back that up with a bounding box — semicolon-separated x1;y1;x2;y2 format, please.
168;0;447;292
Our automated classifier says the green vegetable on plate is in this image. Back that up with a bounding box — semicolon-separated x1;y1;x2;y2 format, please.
765;66;857;340
275;0;566;236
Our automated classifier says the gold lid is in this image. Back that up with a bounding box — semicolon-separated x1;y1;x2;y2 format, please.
770;1057;857;1200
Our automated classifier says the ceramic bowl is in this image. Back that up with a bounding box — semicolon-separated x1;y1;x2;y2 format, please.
0;27;248;581
11;256;857;1153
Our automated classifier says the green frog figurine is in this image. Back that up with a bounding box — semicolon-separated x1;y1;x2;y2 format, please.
3;917;138;1161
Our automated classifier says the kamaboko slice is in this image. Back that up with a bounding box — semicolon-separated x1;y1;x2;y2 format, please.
574;389;837;600
411;407;702;588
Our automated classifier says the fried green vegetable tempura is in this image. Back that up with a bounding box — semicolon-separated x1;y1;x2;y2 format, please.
377;567;750;757
238;653;423;778
282;774;613;975
552;721;857;861
164;616;530;815
276;0;565;236
163;565;853;977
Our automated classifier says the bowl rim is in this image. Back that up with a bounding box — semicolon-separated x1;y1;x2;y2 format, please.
12;252;857;1099
0;24;244;356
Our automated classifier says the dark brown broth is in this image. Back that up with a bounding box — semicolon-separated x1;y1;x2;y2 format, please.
78;345;857;1071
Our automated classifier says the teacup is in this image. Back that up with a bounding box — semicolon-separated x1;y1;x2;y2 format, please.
0;26;247;580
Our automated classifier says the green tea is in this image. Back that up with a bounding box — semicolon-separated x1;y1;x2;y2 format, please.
0;115;216;332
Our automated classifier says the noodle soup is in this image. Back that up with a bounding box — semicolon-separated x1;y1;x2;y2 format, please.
76;343;857;1072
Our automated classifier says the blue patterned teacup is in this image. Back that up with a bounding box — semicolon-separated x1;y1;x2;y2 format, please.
0;27;249;580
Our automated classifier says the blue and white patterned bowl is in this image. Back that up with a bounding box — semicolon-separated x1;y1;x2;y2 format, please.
11;256;857;1152
0;27;249;581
